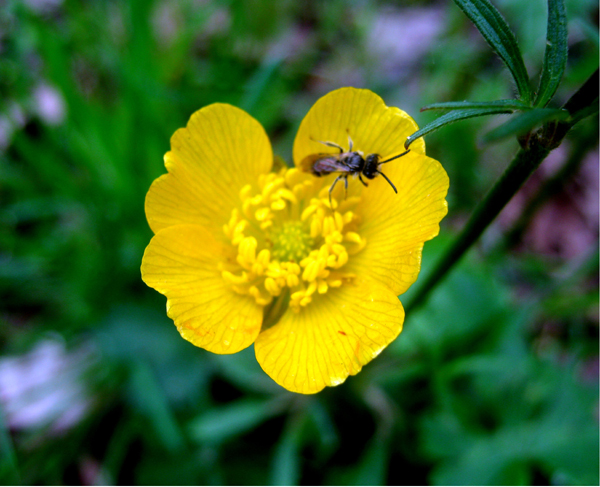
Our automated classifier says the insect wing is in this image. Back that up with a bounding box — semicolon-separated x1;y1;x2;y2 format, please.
299;153;326;172
299;153;349;176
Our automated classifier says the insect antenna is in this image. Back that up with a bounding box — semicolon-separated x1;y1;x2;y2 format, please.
379;149;410;165
376;170;398;193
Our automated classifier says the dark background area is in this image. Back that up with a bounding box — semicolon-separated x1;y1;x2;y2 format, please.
0;0;598;484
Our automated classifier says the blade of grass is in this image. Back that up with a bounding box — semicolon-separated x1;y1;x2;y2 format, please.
406;107;514;148
241;58;284;114
269;412;306;486
421;99;529;111
189;396;288;445
130;360;184;453
350;435;391;486
534;0;568;107
453;0;532;103
0;402;21;485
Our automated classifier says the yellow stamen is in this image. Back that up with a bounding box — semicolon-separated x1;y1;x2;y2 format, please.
221;167;367;308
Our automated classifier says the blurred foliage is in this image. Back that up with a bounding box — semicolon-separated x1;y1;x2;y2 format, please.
0;0;598;485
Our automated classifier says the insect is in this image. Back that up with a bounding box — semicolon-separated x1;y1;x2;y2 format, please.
299;135;410;206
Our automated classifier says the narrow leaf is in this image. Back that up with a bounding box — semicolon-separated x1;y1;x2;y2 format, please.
422;99;530;111
269;415;305;486
270;433;300;486
405;108;514;148
0;402;20;485
534;0;568;107
130;361;184;452
241;58;283;113
189;397;285;444
350;435;391;486
454;0;532;103
483;108;569;142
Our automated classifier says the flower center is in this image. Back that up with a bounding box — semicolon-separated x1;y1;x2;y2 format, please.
221;167;367;311
271;221;313;262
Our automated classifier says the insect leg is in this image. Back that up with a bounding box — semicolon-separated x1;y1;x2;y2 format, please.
344;174;348;199
329;175;344;206
376;170;398;193
347;133;353;152
311;137;345;153
358;173;369;187
379;149;410;164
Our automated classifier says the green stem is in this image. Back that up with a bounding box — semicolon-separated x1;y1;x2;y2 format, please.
404;69;599;313
405;141;550;313
497;120;597;253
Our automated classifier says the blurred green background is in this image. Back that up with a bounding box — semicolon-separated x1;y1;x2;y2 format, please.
0;0;598;484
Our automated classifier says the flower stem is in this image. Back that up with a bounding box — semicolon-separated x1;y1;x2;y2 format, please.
404;69;599;313
405;142;549;313
497;120;597;253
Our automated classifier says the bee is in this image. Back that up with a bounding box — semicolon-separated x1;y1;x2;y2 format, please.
299;135;410;206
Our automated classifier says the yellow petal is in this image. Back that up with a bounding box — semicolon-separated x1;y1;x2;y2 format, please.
254;277;404;394
141;224;263;354
293;87;426;169
146;103;272;235
348;150;449;295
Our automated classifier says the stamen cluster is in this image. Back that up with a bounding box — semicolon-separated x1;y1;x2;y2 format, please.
221;168;367;311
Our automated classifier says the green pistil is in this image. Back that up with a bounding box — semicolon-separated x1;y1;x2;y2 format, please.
271;221;313;262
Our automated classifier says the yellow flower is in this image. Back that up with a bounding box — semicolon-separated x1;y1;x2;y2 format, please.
141;88;449;394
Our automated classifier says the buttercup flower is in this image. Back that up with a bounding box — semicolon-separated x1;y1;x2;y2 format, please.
141;88;449;394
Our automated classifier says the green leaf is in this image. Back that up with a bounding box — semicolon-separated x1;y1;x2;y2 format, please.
241;58;284;114
212;347;282;394
534;0;568;107
102;420;137;482
483;108;569;142
189;397;286;444
129;361;185;453
429;361;600;485
0;402;20;485
421;99;529;111
405;107;513;148
307;400;338;454
349;435;390;486
269;414;305;486
453;0;532;103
